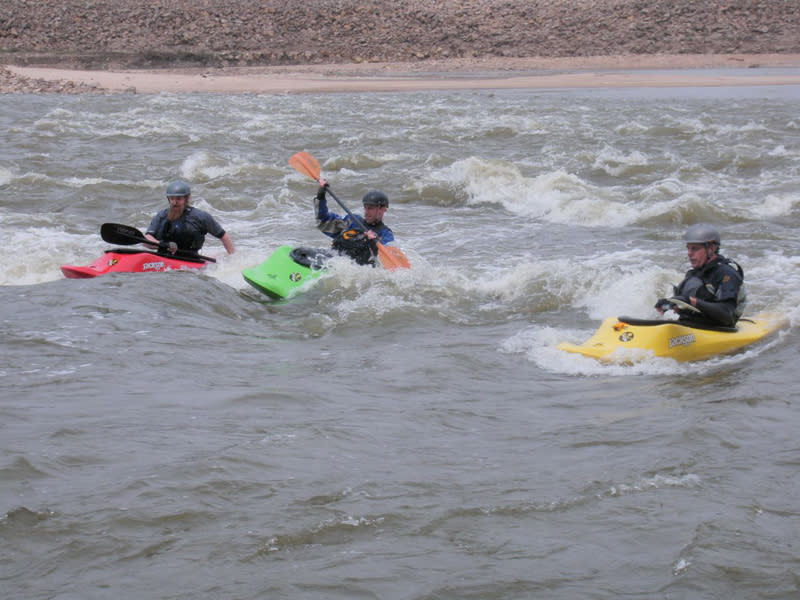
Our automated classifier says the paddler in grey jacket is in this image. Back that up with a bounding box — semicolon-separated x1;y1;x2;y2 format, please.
655;224;746;327
145;180;235;256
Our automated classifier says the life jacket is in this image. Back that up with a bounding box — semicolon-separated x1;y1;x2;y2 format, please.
331;229;378;266
678;256;747;318
156;207;206;252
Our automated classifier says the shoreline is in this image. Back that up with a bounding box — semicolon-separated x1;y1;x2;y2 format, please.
4;54;800;94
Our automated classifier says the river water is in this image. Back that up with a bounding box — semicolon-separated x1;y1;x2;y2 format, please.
2;72;800;599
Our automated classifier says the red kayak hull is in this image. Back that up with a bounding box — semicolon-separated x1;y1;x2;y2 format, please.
61;249;207;279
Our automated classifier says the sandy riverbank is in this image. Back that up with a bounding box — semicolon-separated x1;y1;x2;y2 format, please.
4;54;800;94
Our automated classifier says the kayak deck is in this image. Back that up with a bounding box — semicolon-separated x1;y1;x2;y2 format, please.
557;313;786;362
61;248;206;279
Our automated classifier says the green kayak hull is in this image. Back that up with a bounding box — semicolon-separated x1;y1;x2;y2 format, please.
242;245;331;299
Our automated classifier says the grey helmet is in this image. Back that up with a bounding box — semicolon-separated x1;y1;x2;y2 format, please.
683;223;720;246
362;190;388;208
166;180;191;197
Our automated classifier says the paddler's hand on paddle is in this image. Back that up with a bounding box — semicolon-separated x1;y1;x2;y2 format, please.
655;298;672;314
669;295;701;313
655;295;700;315
316;180;329;200
166;241;178;254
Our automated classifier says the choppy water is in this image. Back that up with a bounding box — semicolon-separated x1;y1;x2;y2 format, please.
2;73;800;599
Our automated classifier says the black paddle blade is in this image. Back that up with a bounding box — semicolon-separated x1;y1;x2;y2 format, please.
100;223;148;245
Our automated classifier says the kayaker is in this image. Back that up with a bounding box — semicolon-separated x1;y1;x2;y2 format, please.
314;183;394;266
655;224;746;327
145;180;235;256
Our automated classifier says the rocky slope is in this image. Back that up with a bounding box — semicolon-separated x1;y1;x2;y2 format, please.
2;0;798;68
1;0;798;92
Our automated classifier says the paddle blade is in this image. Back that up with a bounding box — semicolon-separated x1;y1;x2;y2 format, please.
100;222;147;245
289;152;322;182
377;243;410;271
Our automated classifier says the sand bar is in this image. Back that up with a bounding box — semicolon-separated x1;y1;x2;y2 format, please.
6;54;800;94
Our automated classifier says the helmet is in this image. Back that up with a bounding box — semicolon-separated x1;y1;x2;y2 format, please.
683;223;720;245
362;190;388;208
166;180;191;197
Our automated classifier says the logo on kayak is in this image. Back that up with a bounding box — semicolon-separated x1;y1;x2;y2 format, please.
106;258;119;266
668;333;696;348
618;332;634;342
142;261;166;271
289;272;302;282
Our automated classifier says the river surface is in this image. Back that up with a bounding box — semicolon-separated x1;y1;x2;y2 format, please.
2;73;800;599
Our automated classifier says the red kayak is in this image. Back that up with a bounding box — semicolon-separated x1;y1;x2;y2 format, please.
61;248;208;279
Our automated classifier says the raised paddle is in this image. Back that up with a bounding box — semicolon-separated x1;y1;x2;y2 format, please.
288;151;410;271
100;223;217;263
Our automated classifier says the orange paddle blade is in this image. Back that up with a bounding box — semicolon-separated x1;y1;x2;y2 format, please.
377;243;410;271
288;151;322;181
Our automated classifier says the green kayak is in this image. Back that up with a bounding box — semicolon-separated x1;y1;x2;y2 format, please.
242;245;333;300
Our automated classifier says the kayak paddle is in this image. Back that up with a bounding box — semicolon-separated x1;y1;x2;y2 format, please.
100;223;217;263
288;151;410;271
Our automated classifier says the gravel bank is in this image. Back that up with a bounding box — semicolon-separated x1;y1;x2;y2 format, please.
1;0;798;93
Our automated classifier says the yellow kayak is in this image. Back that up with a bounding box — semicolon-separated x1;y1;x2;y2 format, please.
557;313;786;362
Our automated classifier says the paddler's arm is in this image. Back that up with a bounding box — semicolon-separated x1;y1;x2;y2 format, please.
314;181;348;238
364;228;395;245
219;232;235;255
691;297;738;327
376;228;394;245
144;211;165;246
143;232;177;254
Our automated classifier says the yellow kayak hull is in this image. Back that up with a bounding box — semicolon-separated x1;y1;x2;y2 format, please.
557;313;786;362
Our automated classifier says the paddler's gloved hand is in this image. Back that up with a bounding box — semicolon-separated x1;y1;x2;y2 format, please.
668;295;701;313
656;295;691;312
316;182;329;201
655;298;673;313
166;241;178;254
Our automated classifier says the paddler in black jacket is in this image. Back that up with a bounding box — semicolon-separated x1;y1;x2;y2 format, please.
655;224;746;328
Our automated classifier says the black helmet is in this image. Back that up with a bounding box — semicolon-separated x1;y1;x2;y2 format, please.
683;223;720;245
362;190;388;208
166;180;191;197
